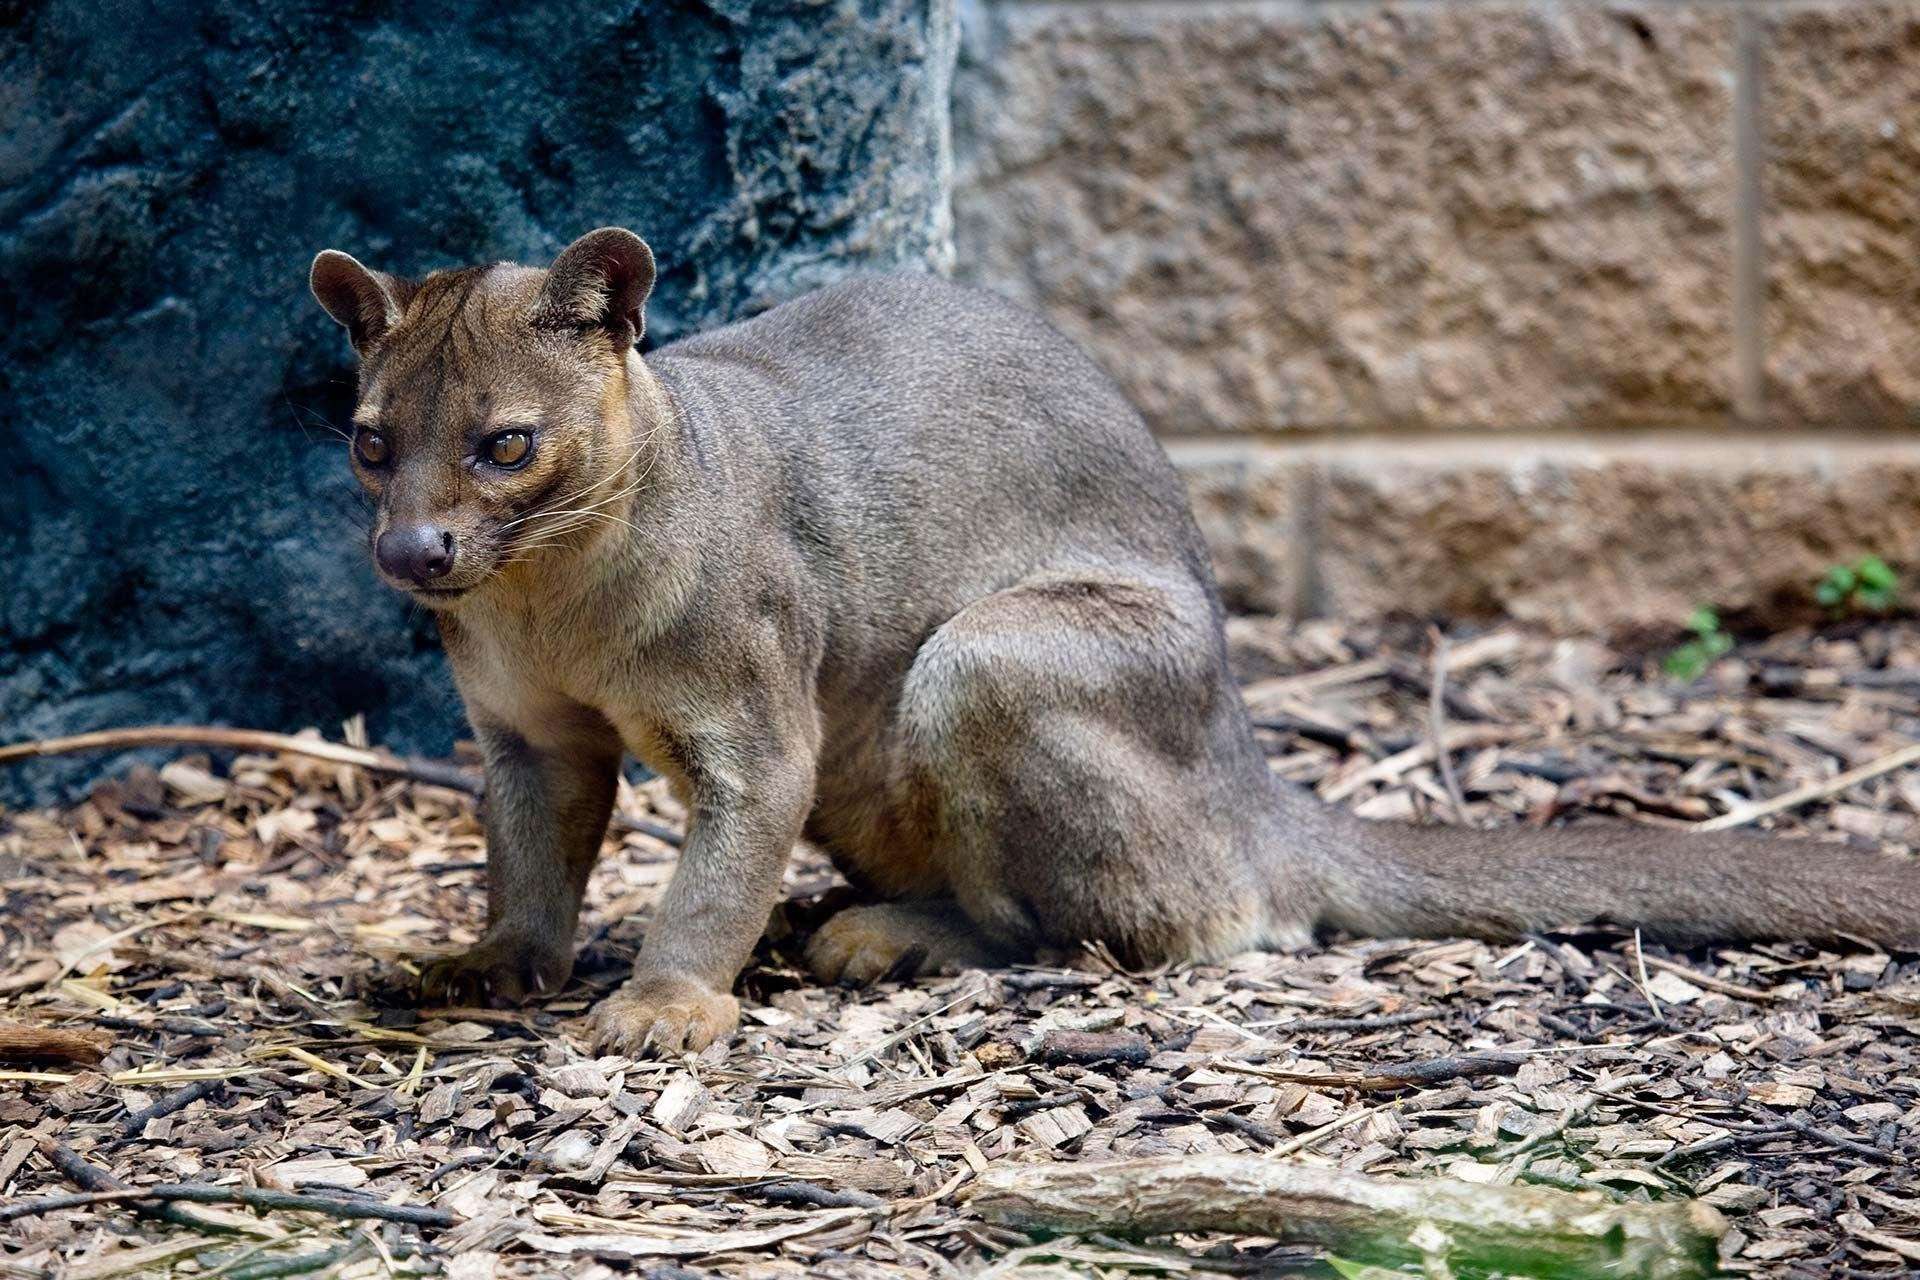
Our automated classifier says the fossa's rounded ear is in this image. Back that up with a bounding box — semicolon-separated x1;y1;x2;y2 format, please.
535;227;656;349
310;251;413;357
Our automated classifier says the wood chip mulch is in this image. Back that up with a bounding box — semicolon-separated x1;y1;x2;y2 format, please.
3;618;1919;1279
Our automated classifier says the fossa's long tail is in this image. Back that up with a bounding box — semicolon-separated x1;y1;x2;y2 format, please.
1315;811;1920;949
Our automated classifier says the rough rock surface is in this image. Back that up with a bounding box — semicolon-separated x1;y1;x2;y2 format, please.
1;0;956;802
1762;3;1920;426
1178;449;1314;618
1172;438;1920;634
955;2;1738;435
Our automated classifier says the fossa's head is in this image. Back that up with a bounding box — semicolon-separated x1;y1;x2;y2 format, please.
309;228;654;607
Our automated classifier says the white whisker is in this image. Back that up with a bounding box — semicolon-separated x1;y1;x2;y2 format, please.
500;428;659;533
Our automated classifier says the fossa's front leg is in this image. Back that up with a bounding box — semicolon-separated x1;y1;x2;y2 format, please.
589;732;814;1055
422;724;619;1005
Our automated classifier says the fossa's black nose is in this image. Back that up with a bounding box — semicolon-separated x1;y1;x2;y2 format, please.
376;523;455;583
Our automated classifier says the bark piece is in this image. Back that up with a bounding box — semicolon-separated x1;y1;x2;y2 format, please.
1034;1029;1151;1067
0;1021;113;1065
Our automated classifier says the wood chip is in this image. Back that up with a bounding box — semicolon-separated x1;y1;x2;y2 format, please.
8;618;1920;1276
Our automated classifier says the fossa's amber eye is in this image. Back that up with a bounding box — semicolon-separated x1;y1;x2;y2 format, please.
484;430;531;468
354;430;390;466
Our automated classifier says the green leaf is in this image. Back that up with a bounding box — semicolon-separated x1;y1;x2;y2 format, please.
1664;642;1708;681
1685;606;1720;637
1816;581;1845;607
1856;556;1897;592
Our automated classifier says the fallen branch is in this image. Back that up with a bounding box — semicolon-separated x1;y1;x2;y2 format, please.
94;1012;224;1038
223;1244;362;1280
0;725;472;788
0;1021;113;1065
1263;1008;1444;1037
1225;1051;1527;1093
519;1206;868;1258
1655;1123;1792;1168
1204;1111;1282;1149
969;1155;1726;1280
0;724;682;846
756;1179;884;1210
1695;740;1920;832
1361;1051;1528;1091
0;1181;457;1228
115;1077;224;1142
1779;1114;1899;1165
38;1139;237;1235
998;971;1103;993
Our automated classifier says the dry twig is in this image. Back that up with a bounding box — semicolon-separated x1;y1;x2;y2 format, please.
0;723;682;845
1696;740;1920;832
114;1078;225;1142
1227;1052;1527;1093
1636;953;1786;1004
1429;626;1471;824
0;1183;455;1227
38;1139;238;1235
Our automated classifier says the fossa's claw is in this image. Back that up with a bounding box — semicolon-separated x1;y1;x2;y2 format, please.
420;933;573;1008
587;976;739;1057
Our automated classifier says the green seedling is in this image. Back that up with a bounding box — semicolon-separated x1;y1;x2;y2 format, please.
1663;605;1733;681
1816;555;1898;615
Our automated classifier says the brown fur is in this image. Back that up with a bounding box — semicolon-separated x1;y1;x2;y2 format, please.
310;230;1920;1054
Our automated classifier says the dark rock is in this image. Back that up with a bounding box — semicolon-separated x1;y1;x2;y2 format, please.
1;0;956;803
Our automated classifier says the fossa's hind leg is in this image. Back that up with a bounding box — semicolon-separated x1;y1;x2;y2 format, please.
805;899;1008;983
812;568;1285;974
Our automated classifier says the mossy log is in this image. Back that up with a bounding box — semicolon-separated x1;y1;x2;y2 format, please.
969;1155;1726;1280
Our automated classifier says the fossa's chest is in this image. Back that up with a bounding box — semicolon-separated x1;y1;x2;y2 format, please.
448;601;630;739
445;599;708;791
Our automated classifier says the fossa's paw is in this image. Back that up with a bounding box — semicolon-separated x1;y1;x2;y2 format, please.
588;975;739;1057
805;902;1001;986
420;932;573;1007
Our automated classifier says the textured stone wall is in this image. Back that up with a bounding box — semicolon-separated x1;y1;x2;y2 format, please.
956;0;1920;630
1;0;956;803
